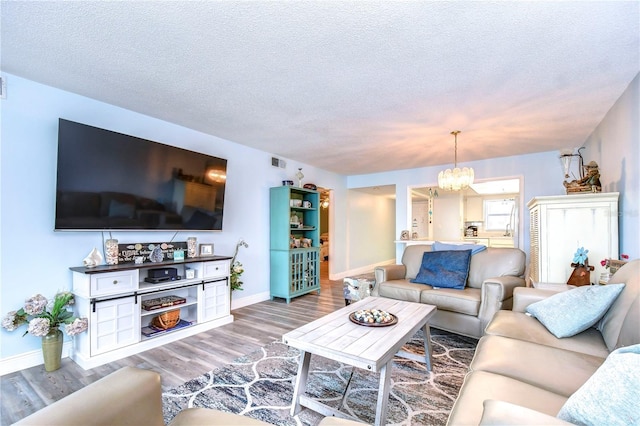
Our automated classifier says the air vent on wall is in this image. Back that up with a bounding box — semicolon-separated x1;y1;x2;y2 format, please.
271;157;286;168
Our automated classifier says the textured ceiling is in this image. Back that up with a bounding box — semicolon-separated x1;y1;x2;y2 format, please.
1;1;638;175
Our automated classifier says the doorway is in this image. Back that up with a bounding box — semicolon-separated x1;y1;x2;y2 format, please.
410;177;522;247
318;188;331;281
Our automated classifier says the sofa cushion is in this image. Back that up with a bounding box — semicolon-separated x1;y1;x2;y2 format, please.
526;284;625;338
411;250;472;289
420;287;481;316
466;247;526;289
447;370;568;426
479;400;575;426
401;244;432;279
596;259;640;351
557;344;640;425
471;335;605;397
376;279;426;303
484;310;610;358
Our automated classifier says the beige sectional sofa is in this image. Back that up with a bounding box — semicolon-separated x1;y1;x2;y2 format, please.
447;259;640;425
15;366;363;426
373;244;526;338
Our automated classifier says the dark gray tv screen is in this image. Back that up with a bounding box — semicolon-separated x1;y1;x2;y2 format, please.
55;119;227;231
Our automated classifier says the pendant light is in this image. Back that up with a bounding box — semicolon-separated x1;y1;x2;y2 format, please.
438;130;474;191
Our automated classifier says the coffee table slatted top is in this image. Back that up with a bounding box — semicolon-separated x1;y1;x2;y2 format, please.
283;296;436;372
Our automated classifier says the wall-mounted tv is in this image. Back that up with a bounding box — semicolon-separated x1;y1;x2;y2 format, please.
55;119;227;231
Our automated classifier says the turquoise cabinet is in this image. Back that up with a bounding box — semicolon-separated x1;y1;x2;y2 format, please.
270;186;320;303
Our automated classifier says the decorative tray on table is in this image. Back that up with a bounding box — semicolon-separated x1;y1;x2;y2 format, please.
349;309;397;327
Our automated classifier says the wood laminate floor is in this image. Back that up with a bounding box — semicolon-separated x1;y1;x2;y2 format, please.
1;261;346;425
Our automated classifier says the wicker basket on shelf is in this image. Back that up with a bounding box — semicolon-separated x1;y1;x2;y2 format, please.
151;309;180;330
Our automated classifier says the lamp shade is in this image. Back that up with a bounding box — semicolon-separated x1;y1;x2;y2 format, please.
438;166;475;191
438;130;474;191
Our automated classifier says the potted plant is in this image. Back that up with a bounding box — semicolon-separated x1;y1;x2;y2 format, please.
2;292;88;371
230;239;248;292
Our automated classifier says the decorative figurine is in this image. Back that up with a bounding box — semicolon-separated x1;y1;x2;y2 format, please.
149;245;164;263
295;168;304;188
83;247;103;268
564;161;602;194
567;247;594;286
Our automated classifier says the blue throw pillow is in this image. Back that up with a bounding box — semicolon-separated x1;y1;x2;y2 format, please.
410;250;472;289
557;344;640;425
526;283;625;338
433;241;487;255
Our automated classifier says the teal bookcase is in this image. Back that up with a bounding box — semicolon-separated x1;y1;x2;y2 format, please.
270;186;320;303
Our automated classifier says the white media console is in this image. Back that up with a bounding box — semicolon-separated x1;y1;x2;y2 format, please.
70;256;233;369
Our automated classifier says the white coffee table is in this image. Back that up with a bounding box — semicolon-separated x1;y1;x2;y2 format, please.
283;296;437;426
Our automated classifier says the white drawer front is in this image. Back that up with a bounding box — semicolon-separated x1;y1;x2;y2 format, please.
203;261;229;279
91;271;137;297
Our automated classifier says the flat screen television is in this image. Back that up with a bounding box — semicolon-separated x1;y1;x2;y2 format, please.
55;119;227;231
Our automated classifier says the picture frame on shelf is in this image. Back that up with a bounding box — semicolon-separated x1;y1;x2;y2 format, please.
608;259;627;275
199;244;214;256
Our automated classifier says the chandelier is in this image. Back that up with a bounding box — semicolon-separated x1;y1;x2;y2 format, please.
438;130;474;191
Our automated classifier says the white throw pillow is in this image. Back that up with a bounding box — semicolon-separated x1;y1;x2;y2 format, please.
526;283;625;338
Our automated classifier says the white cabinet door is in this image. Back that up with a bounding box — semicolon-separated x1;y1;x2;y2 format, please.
198;279;229;323
90;295;140;355
433;195;463;241
465;197;484;222
528;193;619;284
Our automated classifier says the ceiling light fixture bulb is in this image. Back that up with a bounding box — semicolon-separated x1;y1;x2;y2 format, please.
438;130;474;191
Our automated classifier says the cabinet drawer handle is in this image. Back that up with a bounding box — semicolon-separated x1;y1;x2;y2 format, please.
113;280;118;285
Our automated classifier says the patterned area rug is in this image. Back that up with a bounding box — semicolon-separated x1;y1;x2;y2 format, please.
162;328;477;425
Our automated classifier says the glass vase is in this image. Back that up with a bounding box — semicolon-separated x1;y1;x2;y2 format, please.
42;329;63;372
105;239;119;265
187;237;197;258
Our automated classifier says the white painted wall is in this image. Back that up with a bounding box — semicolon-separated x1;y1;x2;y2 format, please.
583;73;639;259
0;74;348;362
343;190;396;277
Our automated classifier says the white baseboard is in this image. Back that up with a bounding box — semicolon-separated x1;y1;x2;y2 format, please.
231;290;271;310
329;259;395;281
0;342;73;376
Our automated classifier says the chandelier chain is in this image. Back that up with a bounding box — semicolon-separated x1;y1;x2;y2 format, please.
452;130;461;168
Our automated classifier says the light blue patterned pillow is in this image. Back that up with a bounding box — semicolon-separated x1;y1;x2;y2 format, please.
526;283;625;338
557;344;640;425
433;241;487;255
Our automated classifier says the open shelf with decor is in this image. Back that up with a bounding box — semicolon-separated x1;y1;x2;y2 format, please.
69;255;232;369
270;185;320;303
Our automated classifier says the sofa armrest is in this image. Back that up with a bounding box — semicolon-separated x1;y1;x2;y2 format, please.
373;264;406;294
15;367;164;426
512;287;567;312
484;276;526;302
479;400;573;425
478;276;525;330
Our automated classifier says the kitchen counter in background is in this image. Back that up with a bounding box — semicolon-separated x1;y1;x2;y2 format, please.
395;237;515;248
464;236;515;248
